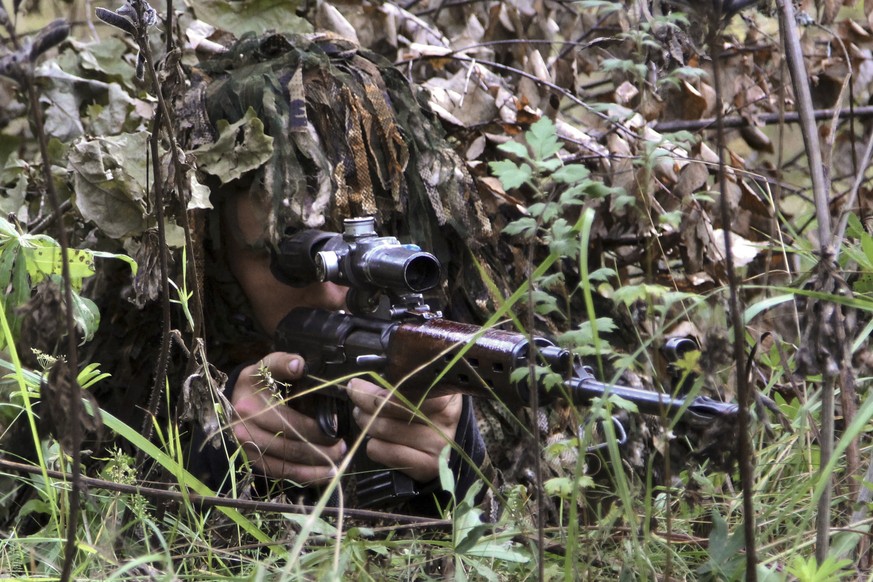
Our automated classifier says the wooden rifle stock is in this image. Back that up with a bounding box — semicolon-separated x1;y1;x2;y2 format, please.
276;307;737;430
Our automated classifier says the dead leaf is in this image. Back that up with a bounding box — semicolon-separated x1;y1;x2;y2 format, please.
740;125;774;153
711;229;765;267
40;359;103;453
180;340;230;449
190;106;274;185
614;80;639;106
69;132;150;239
674;160;710;200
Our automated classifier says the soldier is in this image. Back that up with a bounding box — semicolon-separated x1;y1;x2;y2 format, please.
184;32;495;513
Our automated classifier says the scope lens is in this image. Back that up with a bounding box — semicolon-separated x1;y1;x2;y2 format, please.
404;254;440;292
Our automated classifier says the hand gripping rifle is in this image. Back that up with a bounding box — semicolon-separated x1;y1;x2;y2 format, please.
271;217;738;508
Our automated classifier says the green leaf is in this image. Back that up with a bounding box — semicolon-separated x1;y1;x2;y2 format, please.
526;117;562;161
193;0;312;36
438;444;454;496
0;240;19;292
22;245;96;292
659;210;683;229
454;508;488;554
552;164;590;184
861;231;873;267
70;289;100;343
611;283;669;306
544;476;594;498
463;542;530;562
489;159;532;190
90;250;138;277
532;290;560;316
538;272;565;289
697;510;746;579
847;212;865;238
496;141;529;159
558;318;618;348
576;0;623;13
502;217;537;239
787;554;852;582
192;107;275;185
535;158;562;173
588;267;616;282
77;36;138;84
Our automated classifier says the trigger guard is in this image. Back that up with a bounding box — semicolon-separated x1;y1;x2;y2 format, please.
316;396;339;438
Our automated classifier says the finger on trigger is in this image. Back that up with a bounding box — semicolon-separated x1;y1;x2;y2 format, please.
347;379;385;411
346;379;416;420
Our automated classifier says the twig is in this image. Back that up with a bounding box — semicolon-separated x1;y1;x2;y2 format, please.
27;199;72;235
3;19;84;582
395;53;637;145
833;128;873;260
776;0;845;566
815;20;860;507
138;107;172;469
652;105;873;133
709;13;758;581
0;458;451;529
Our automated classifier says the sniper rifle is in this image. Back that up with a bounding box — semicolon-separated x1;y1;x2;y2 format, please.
271;217;738;508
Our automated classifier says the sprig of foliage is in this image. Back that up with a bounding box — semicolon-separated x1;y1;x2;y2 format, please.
0;215;136;348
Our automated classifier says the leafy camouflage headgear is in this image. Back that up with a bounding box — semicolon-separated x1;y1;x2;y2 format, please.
186;32;492;266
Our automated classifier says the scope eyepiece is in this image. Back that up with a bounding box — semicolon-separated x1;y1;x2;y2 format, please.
271;228;334;287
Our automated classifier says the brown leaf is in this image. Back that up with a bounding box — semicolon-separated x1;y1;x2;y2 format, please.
821;0;841;24
40;360;103;453
180;340;230;449
614;80;638;106
674;161;710;200
739;125;774;153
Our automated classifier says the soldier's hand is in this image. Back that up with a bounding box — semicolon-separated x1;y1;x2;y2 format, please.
347;378;462;483
229;352;346;484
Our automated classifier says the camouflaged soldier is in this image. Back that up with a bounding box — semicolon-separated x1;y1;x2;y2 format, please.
179;32;504;515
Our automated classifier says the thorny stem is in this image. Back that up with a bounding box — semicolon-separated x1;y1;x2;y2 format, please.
709;14;758;582
22;47;83;582
131;1;205;465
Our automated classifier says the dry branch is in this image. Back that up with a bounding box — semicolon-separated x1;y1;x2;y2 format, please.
653;105;873;133
0;458;452;529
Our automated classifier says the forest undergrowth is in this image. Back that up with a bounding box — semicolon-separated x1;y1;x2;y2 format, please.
0;0;872;580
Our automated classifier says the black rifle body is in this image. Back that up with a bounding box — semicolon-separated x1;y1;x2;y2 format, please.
275;307;737;454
